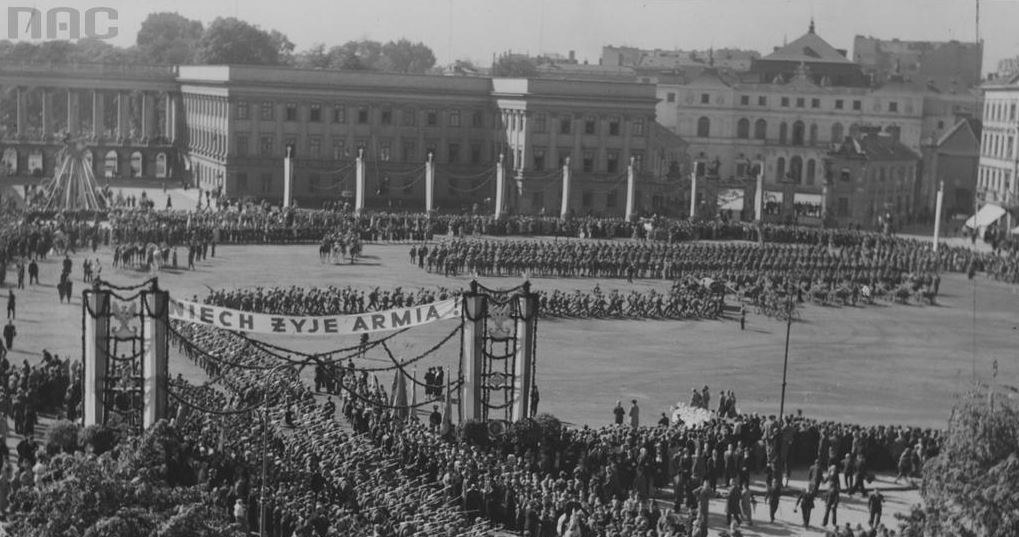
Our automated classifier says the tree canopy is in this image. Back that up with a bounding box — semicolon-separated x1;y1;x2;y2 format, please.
294;39;436;73
908;389;1019;537
136;12;204;65
194;17;290;65
491;55;539;77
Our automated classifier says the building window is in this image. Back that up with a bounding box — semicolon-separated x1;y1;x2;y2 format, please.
840;169;851;182
831;123;844;142
558;150;571;169
449;110;461;127
606;150;619;173
1011;103;1016;120
259;135;273;155
667;92;676;103
608;117;620;136
789;156;803;183
534;113;546;133
332;138;346;159
835;99;844;110
533;147;546;171
811;98;820;108
792;121;805;146
309;104;322;122
779;122;788;144
781;97;790;107
447;143;460;163
796;97;805;108
357;107;369;124
582;149;595;172
937;120;944;129
889;101;898;113
837;197;849;217
776;157;786;180
697;117;710;138
560;116;572;134
379;140;391;161
402;108;416;126
633;118;646;136
236;134;249;156
308;136;322;157
853;100;862;111
585;116;597;135
285;103;298;122
469;110;482;128
403;140;416;162
754;119;767;140
736;118;750;139
631;150;644;171
606;190;617;208
332;105;346;123
758;96;767;106
260;172;272;193
582;191;593;208
380;109;393;125
260;101;274;121
236;101;250;120
701;93;710;104
740;95;750;106
471;143;482;164
426;110;438;126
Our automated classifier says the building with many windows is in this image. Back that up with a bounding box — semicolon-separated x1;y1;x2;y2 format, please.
853;36;983;90
976;73;1019;224
175;65;687;215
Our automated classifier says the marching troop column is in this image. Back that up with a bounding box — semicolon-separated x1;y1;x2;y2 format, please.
425;152;435;213
560;157;571;219
624;156;636;221
494;153;505;219
355;148;365;215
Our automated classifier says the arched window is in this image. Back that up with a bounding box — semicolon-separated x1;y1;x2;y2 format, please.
792;121;805;146
831;123;844;143
806;159;816;185
809;124;818;145
155;152;168;178
790;156;803;183
105;150;119;178
2;148;18;174
779;122;788;144
130;151;143;178
736;118;750;139
776;157;786;180
697;117;711;138
754;119;767;140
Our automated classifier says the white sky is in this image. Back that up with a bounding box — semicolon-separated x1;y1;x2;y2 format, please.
6;0;1019;74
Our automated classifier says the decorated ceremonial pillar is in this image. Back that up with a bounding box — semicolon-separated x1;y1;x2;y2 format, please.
689;170;697;220
933;181;944;254
425;152;435;213
142;290;169;430
625;157;636;221
494;154;505;219
821;184;829;220
355;149;365;215
83;291;111;427
560;157;571;219
283;144;294;208
460;285;485;422
510;285;538;422
754;167;764;222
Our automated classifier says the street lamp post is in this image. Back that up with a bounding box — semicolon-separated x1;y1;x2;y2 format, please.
260;363;289;537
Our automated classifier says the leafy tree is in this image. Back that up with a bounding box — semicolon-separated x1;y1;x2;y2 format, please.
491;55;538;77
194;17;288;65
135;12;203;64
295;43;331;69
908;390;1019;537
46;420;81;455
80;424;120;455
380;39;436;73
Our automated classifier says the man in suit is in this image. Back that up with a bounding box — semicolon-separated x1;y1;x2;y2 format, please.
3;320;15;350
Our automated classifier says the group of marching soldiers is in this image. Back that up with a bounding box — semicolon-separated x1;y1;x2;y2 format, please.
540;281;724;320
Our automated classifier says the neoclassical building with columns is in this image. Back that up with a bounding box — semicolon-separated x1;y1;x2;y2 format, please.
0;62;686;216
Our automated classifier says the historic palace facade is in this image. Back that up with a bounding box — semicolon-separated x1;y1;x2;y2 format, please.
0;62;687;216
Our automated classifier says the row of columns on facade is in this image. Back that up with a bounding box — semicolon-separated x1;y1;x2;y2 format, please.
284;149;642;220
183;93;227;158
7;87;178;141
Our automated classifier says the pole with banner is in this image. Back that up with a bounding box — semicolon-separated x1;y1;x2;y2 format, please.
754;164;764;221
933;180;944;254
625;157;636;220
560;157;571;219
283;145;294;208
494;153;505;219
355;148;365;215
689;170;697;220
425;152;435;213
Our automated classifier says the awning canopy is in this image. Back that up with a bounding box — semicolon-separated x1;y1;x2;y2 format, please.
965;204;1005;229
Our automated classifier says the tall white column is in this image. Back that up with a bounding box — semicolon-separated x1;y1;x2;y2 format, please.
560;157;571;219
689;170;697;220
83;292;110;427
283;144;294;208
625;156;636;220
142;291;168;431
495;153;505;219
754;166;764;221
355;148;365;214
460;292;485;422
425;152;435;213
933;180;944;254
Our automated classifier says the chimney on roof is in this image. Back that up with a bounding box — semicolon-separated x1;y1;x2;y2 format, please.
809;18;816;34
569;50;576;62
